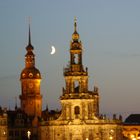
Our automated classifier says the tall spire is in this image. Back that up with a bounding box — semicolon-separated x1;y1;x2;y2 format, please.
25;19;34;68
28;17;31;45
28;23;31;45
26;17;33;51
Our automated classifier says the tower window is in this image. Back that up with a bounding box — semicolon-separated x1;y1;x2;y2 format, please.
22;73;26;78
74;80;79;93
74;106;80;115
74;54;78;64
36;73;40;78
29;73;33;78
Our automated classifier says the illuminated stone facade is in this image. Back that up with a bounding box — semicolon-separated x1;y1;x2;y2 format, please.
123;125;140;140
39;19;123;140
0;108;7;140
123;114;140;140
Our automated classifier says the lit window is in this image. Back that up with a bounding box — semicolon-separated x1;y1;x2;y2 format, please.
109;136;113;140
22;73;25;78
37;73;40;77
29;73;33;78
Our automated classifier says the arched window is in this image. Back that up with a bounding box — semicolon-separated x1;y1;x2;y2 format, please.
74;106;80;119
74;80;79;93
74;54;78;64
74;106;80;115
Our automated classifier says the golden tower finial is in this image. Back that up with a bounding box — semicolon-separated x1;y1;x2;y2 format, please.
74;17;77;32
72;17;79;40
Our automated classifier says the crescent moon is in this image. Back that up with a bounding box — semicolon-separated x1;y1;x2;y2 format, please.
50;46;56;55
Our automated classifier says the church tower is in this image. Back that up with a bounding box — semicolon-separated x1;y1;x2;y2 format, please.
19;25;42;117
60;19;99;120
40;19;123;140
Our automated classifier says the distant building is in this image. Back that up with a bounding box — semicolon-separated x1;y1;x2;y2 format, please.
0;107;7;140
39;19;123;140
123;114;140;139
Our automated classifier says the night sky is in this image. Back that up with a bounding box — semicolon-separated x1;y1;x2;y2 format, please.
0;0;140;119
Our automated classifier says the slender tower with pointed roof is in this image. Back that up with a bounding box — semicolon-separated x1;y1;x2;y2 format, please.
19;24;42;118
60;18;99;121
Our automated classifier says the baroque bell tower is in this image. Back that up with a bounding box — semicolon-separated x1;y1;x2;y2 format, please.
60;19;99;121
19;25;42;117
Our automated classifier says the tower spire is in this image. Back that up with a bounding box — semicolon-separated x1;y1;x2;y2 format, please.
28;17;31;45
28;23;31;45
72;17;79;41
74;17;77;32
26;17;33;51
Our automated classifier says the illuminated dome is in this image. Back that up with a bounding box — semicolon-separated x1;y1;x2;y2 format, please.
72;18;79;41
72;31;79;41
20;67;41;79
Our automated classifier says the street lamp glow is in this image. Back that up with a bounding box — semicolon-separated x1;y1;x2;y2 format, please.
27;130;31;139
137;133;140;140
3;130;6;135
131;134;134;138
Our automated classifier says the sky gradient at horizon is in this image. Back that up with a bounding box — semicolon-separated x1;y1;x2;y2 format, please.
0;0;140;119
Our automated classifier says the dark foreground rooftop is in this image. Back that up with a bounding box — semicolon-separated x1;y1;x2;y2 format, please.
125;114;140;124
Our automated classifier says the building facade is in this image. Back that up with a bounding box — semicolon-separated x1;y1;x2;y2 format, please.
0;108;7;140
39;19;123;140
123;114;140;140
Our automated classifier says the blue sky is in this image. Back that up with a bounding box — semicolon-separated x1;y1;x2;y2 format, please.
0;0;140;119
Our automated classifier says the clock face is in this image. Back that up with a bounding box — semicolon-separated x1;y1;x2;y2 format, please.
29;83;33;88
